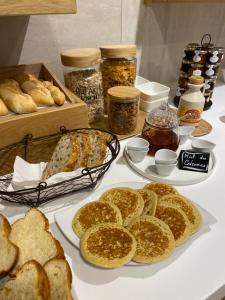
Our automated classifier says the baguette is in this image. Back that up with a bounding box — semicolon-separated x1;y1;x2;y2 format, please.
0;84;37;114
9;208;64;273
42;81;65;106
0;214;18;278
44;259;73;300
16;73;55;106
0;98;8;115
0;260;50;300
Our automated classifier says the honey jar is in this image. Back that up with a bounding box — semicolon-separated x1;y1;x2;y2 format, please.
142;103;179;156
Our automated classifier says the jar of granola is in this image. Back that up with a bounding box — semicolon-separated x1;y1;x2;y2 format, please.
60;48;104;123
100;45;137;113
108;86;140;135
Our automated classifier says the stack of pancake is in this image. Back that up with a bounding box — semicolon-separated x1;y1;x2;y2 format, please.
72;182;202;268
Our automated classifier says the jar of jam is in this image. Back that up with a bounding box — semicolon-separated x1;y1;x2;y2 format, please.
180;59;192;73
204;78;216;93
207;47;225;64
188;64;204;77
178;73;189;89
192;47;207;64
184;43;199;60
142;103;179;156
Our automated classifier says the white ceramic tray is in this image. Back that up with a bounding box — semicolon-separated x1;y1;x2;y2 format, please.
124;140;216;186
55;182;216;268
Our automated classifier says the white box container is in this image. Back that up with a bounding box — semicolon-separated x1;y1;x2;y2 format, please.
140;97;168;112
138;82;170;101
135;75;150;87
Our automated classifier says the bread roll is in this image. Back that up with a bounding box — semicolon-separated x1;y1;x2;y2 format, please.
0;79;21;92
0;85;37;114
42;81;65;106
0;98;9;116
16;73;55;106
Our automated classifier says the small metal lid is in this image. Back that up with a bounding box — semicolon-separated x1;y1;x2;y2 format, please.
208;47;225;53
185;43;200;50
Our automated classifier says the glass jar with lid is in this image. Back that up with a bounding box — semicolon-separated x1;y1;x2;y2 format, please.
100;44;137;112
142;103;179;156
108;86;140;135
60;48;104;123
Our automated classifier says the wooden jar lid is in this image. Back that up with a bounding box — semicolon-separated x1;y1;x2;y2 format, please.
108;86;140;101
61;48;101;67
100;44;137;58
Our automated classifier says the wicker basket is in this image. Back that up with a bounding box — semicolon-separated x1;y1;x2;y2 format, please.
0;128;120;207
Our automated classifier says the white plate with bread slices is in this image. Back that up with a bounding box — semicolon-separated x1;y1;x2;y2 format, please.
55;181;217;268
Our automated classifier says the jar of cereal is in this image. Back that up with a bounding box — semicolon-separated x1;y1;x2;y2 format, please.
60;48;104;123
108;86;140;135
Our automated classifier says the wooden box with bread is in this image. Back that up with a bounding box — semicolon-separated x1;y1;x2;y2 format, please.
0;63;88;149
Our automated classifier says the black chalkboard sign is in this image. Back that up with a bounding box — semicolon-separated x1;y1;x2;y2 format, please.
178;150;210;173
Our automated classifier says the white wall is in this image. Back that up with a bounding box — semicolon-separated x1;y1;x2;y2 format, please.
0;0;225;84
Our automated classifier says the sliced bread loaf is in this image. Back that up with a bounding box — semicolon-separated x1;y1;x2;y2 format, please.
0;214;18;278
0;260;50;300
44;258;73;300
9;208;64;273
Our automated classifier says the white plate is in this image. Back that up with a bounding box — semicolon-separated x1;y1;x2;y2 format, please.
55;182;217;267
124;140;216;186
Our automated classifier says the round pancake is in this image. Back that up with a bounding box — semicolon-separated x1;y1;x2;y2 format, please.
72;201;122;238
136;189;158;216
155;202;191;246
144;182;178;199
160;194;202;234
80;223;137;268
99;188;144;226
127;216;175;263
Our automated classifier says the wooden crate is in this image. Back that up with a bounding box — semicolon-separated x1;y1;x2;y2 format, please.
0;63;88;148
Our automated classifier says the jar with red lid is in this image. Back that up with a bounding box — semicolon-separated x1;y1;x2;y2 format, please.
142;103;179;156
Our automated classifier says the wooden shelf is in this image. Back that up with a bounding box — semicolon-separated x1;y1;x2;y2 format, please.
0;0;76;16
145;0;225;3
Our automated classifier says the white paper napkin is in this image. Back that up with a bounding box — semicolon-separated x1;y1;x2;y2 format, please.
7;156;83;191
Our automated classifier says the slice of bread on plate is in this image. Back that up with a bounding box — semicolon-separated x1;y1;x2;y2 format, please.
0;260;50;300
0;214;18;278
9;208;64;273
44;258;73;300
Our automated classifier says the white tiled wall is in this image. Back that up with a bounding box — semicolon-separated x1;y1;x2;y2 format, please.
0;0;225;84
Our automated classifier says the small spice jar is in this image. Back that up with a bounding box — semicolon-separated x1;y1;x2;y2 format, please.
107;86;140;135
188;64;204;77
180;59;192;73
100;45;137;112
204;63;220;78
142;103;179;156
207;47;225;64
184;43;199;60
192;47;207;64
60;48;104;123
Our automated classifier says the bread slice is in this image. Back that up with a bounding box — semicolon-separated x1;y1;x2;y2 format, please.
72;201;122;238
0;260;49;300
80;223;136;268
128;216;175;264
99;187;144;226
86;131;107;168
144;182;178;199
159;194;202;234
155;202;191;246
136;189;158;216
0;214;18;278
9;208;64;273
44;258;73;300
42;134;80;180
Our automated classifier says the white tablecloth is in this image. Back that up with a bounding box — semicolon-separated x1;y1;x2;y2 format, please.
1;83;225;300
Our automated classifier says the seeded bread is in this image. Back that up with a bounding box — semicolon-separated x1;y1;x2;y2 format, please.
128;216;175;263
0;260;50;300
80;223;137;268
9;208;64;273
42;134;80;180
0;214;18;278
72;201;122;238
99;187;144;226
44;258;73;300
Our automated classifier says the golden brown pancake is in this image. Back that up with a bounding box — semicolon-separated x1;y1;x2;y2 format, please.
127;216;175;263
136;189;158;216
99;188;144;226
155;202;191;246
80;223;137;268
72;201;122;237
144;182;178;199
160;194;202;234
